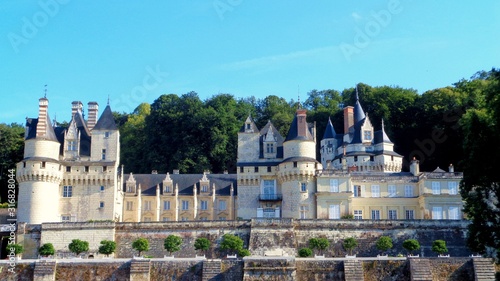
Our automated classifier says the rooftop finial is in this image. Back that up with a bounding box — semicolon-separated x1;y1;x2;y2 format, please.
44;84;47;98
355;84;359;101
297;85;301;109
107;95;110;105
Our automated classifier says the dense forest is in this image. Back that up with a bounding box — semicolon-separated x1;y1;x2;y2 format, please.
1;68;498;258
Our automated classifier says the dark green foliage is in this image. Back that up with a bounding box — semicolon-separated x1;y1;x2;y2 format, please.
7;243;24;255
402;239;420;254
98;240;116;257
343;237;358;255
68;239;89;256
237;248;251;257
132;238;150;256
298;247;313;257
220;234;245;255
376;236;393;253
308;237;329;255
194;237;211;254
0;123;24;203
431;240;448;255
164;235;183;256
39;243;55;257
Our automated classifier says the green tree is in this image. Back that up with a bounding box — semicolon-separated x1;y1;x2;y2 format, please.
298;247;313;257
0;123;24;203
431;240;448;255
39;243;55;257
308;237;329;255
98;240;116;257
343;237;358;256
119;103;150;173
68;239;89;256
194;237;211;255
164;235;183;256
132;238;150;257
7;243;24;256
402;239;420;255
220;234;244;255
238;248;251;257
376;236;393;254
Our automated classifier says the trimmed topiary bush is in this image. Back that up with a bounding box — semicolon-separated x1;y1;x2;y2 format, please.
298;247;313;257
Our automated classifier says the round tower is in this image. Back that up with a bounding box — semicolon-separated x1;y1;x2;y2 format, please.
278;108;320;219
17;97;63;224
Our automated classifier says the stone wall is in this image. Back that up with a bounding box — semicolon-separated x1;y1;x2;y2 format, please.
295;259;344;281
428;257;474;281
55;260;130;280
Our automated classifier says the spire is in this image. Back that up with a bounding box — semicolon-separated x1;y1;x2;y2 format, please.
44;84;47;98
322;117;336;139
93;104;118;130
353;85;366;123
381;119;393;143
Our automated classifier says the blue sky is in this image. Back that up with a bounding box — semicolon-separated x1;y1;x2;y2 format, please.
1;1;499;124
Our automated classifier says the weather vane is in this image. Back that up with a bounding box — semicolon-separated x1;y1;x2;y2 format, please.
44;84;47;98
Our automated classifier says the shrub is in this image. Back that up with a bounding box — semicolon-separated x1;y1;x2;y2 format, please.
402;239;420;255
7;243;24;255
343;237;358;255
98;240;116;257
238;249;251;257
39;243;55;257
431;240;448;255
308;237;329;255
220;234;244;255
68;239;89;256
194;237;211;255
298;247;313;257
341;214;354;219
376;236;393;253
164;235;183;256
132;238;150;257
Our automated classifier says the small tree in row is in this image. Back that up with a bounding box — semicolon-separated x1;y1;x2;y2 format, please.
432;240;448;255
309;238;329;256
343;237;358;256
194;237;211;256
69;239;89;257
298;247;313;257
7;243;24;257
132;237;150;257
403;239;420;256
376;236;393;255
220;234;250;257
39;243;55;257
98;240;116;257
164;235;183;256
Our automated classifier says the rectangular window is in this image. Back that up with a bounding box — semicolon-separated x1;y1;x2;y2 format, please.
200;200;208;210
405;185;414;197
85;166;89;173
354;210;363;220
371;185;380;198
99;201;105;208
68;140;77;151
432;207;443;219
263;180;275;195
181;217;188;221
41;162;46;169
61;215;71;222
103;166;107;172
448;182;458;195
388;210;398;220
301;182;307;192
266;143;274;153
201;185;208;192
144;217;151;222
66;166;71;172
104;132;110;138
267;166;272;172
163;217;170;222
144;201;152;211
330;179;339;193
388;185;396;197
371;210;380;220
329;204;340;219
126;201;133;211
405;210;415;220
100;185;105;192
101;149;106;160
164;185;171;193
163;201;170;210
182;200;189;210
254;167;258;173
219;216;226;221
219;200;226;211
127;185;133;193
293;162;298;168
240;166;244;173
354;185;362;197
432;182;441;195
63;186;72;197
364;130;372;141
449;206;460;220
200;217;208;221
300;205;309;219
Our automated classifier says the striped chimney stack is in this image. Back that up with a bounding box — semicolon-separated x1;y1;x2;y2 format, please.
87;102;99;131
35;97;49;137
343;106;354;134
71;101;83;117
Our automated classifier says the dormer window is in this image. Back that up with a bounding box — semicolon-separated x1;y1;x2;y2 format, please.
246;123;251;130
364;130;372;141
165;185;171;193
104;132;110;138
201;185;208;192
266;143;274;153
68;140;77;151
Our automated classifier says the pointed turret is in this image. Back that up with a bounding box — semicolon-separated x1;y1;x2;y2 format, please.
323;117;336;139
240;115;259;133
380;119;393;143
320;117;338;168
93;105;118;131
353;87;366;123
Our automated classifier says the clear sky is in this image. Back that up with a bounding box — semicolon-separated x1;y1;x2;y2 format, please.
1;1;499;124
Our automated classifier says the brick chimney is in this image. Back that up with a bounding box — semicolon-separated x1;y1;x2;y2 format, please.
296;109;308;137
71;101;83;118
87;101;99;131
343;106;354;134
36;97;49;137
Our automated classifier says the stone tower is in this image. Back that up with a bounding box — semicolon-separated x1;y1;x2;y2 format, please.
278;108;320;219
17;97;63;223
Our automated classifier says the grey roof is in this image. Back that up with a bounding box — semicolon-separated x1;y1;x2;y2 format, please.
239;116;259;133
285;112;314;142
281;156;319;164
125;173;237;196
259;121;284;159
25;113;58;142
432;167;446;173
322;118;336;139
93;105;118;130
353;98;366;124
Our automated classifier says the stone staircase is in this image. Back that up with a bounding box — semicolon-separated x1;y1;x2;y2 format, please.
472;258;496;281
344;259;364;281
33;260;57;281
409;258;432;281
202;259;222;281
130;259;151;281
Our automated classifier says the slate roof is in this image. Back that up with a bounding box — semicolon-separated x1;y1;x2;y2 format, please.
239;116;259;133
322;118;336;139
285;113;314;142
25;114;58;142
125;173;237;196
259;121;284;159
93;105;118;130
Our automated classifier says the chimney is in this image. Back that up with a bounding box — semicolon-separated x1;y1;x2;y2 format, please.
173;169;180;174
410;157;420;176
151;170;158;174
343;106;354;134
448;164;454;173
296;109;308;137
71;101;83;118
87;102;99;131
36;97;49;137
